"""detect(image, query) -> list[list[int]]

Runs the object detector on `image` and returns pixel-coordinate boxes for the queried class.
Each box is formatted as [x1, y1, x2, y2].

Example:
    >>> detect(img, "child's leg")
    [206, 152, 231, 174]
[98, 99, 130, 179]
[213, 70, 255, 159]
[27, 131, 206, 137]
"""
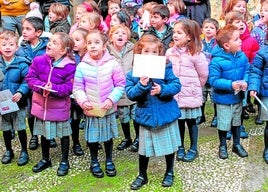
[218, 130, 228, 159]
[130, 120, 139, 152]
[231, 126, 248, 157]
[263, 122, 268, 163]
[57, 136, 70, 176]
[1, 130, 14, 164]
[88, 142, 104, 178]
[117, 122, 132, 150]
[130, 154, 149, 190]
[28, 116, 39, 150]
[17, 130, 29, 166]
[162, 153, 175, 187]
[176, 120, 186, 161]
[71, 119, 84, 156]
[104, 138, 116, 177]
[240, 110, 249, 139]
[197, 103, 206, 125]
[211, 103, 218, 127]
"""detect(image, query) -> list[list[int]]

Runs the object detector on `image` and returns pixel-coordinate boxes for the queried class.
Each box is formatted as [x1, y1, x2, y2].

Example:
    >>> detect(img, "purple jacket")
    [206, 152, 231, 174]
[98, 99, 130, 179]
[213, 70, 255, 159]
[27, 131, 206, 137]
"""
[26, 54, 76, 121]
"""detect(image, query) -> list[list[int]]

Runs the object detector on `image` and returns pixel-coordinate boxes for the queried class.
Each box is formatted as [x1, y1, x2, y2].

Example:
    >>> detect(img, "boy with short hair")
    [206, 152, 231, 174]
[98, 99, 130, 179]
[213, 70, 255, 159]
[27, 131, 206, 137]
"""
[209, 24, 249, 160]
[197, 18, 219, 127]
[143, 4, 173, 52]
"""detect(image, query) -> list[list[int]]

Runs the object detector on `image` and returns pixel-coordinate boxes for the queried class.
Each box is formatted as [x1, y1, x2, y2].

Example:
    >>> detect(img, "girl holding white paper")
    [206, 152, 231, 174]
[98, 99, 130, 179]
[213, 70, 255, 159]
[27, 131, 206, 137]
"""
[166, 18, 209, 162]
[73, 30, 125, 178]
[26, 32, 76, 176]
[126, 34, 182, 190]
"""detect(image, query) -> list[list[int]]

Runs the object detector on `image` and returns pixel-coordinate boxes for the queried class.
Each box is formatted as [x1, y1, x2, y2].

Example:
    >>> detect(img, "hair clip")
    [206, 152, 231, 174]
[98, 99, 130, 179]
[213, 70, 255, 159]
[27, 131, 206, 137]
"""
[82, 2, 93, 12]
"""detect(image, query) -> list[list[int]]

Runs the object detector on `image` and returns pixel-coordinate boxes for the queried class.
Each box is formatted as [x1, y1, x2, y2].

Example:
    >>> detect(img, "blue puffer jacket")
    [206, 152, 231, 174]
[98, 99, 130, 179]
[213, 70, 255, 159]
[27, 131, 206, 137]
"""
[16, 37, 49, 63]
[248, 45, 268, 97]
[0, 56, 30, 108]
[126, 62, 181, 129]
[209, 45, 250, 105]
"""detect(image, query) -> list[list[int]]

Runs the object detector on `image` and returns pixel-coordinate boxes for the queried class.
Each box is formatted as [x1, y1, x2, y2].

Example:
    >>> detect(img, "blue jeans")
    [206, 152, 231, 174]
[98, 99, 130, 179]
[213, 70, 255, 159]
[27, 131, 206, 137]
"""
[1, 15, 25, 35]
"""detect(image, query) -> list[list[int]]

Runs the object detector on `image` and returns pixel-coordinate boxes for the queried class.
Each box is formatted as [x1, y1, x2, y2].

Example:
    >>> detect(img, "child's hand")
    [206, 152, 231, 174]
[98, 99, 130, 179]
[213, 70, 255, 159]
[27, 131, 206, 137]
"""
[140, 76, 149, 86]
[250, 91, 257, 97]
[102, 99, 113, 110]
[241, 82, 248, 91]
[12, 92, 22, 102]
[232, 81, 241, 90]
[43, 82, 52, 97]
[82, 101, 93, 111]
[150, 82, 161, 95]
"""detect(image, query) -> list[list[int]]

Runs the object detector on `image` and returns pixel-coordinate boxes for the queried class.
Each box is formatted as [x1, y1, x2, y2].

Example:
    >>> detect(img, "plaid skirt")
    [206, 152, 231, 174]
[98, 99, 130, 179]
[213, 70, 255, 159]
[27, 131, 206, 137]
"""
[179, 107, 202, 119]
[0, 109, 27, 131]
[33, 118, 72, 140]
[84, 113, 118, 143]
[139, 120, 181, 157]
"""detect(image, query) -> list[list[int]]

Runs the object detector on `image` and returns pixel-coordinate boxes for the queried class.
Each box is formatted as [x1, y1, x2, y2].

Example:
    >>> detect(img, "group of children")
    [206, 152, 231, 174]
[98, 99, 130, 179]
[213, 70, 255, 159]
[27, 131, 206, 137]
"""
[1, 0, 268, 190]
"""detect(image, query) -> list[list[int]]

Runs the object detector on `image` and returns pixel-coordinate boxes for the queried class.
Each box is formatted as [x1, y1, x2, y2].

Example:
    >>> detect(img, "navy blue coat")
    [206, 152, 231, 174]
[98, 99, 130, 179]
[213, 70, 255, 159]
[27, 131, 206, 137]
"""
[0, 56, 30, 108]
[248, 45, 268, 97]
[209, 45, 250, 105]
[126, 62, 181, 129]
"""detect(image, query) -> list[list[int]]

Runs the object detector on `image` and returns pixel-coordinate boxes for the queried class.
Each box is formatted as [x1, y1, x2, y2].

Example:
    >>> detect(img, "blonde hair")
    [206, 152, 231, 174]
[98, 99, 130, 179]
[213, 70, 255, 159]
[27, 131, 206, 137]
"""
[167, 0, 185, 14]
[225, 11, 245, 24]
[49, 2, 69, 20]
[80, 12, 101, 30]
[109, 24, 131, 40]
[0, 30, 19, 44]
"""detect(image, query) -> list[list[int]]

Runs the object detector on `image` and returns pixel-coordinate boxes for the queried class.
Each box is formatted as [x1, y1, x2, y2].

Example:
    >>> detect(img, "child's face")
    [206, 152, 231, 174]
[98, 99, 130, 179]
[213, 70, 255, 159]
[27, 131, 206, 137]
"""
[173, 23, 190, 48]
[141, 43, 159, 55]
[232, 0, 247, 16]
[231, 20, 246, 34]
[202, 22, 217, 40]
[108, 3, 120, 16]
[110, 14, 121, 27]
[46, 34, 66, 60]
[79, 17, 95, 31]
[71, 31, 86, 53]
[22, 20, 42, 45]
[111, 28, 128, 50]
[167, 3, 176, 16]
[48, 11, 59, 22]
[260, 4, 268, 24]
[0, 38, 18, 62]
[86, 32, 106, 60]
[150, 14, 168, 31]
[75, 6, 87, 22]
[225, 30, 242, 53]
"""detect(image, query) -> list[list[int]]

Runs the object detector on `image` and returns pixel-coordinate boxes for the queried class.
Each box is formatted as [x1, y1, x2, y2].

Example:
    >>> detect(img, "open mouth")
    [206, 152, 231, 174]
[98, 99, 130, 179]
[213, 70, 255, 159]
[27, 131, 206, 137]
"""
[117, 38, 123, 42]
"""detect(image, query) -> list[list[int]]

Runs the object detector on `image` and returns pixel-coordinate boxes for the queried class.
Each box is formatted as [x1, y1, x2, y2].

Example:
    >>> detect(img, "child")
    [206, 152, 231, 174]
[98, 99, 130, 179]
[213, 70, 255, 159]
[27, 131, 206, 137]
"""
[0, 0, 30, 36]
[249, 31, 268, 164]
[104, 0, 121, 28]
[126, 34, 181, 190]
[78, 12, 103, 31]
[110, 10, 132, 28]
[166, 19, 209, 162]
[73, 30, 125, 178]
[69, 27, 88, 156]
[209, 24, 249, 160]
[166, 0, 186, 28]
[45, 2, 71, 34]
[0, 30, 30, 166]
[107, 24, 139, 152]
[197, 18, 219, 127]
[144, 4, 173, 52]
[26, 32, 76, 176]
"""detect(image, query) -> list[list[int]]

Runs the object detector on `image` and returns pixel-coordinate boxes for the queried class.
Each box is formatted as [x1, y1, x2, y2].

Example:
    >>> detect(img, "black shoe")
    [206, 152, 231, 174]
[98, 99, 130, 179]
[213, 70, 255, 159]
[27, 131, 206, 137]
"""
[32, 159, 52, 173]
[162, 172, 174, 187]
[49, 139, 57, 148]
[90, 163, 104, 178]
[255, 116, 264, 125]
[182, 149, 198, 162]
[176, 147, 185, 161]
[73, 144, 84, 156]
[263, 149, 268, 164]
[130, 138, 139, 152]
[1, 150, 14, 164]
[196, 116, 206, 125]
[232, 144, 248, 157]
[130, 175, 148, 190]
[17, 151, 29, 166]
[105, 161, 117, 177]
[246, 103, 256, 113]
[219, 145, 228, 159]
[29, 135, 39, 150]
[210, 116, 217, 127]
[57, 161, 69, 176]
[117, 138, 132, 150]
